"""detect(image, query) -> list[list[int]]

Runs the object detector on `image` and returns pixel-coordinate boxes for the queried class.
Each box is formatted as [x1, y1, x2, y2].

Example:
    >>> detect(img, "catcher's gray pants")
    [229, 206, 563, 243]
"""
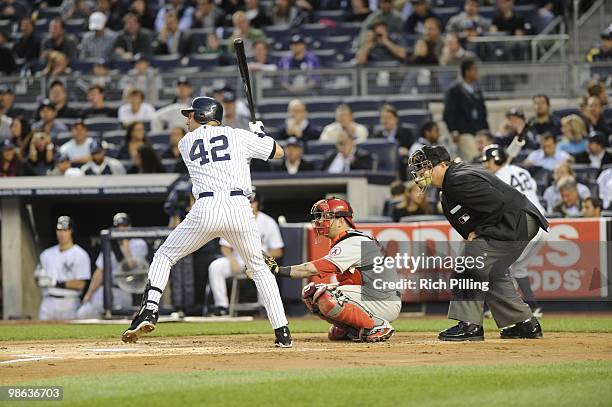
[448, 213, 539, 328]
[337, 285, 401, 323]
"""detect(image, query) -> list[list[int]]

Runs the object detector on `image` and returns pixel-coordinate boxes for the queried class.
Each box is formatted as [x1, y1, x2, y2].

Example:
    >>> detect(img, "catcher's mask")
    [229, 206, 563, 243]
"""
[409, 145, 450, 193]
[310, 197, 355, 238]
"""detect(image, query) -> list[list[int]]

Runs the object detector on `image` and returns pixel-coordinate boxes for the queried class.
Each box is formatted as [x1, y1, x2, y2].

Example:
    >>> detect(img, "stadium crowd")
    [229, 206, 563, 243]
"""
[0, 0, 610, 221]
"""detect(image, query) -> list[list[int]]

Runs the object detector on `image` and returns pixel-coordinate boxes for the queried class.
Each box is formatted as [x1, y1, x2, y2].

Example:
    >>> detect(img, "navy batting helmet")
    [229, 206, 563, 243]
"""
[181, 96, 223, 125]
[113, 212, 131, 227]
[481, 144, 508, 166]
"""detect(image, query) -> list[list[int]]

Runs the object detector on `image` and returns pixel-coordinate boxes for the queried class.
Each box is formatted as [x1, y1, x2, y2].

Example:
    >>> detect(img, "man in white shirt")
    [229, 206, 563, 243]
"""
[59, 120, 93, 165]
[80, 140, 126, 175]
[319, 104, 368, 143]
[553, 177, 583, 217]
[207, 190, 284, 315]
[322, 131, 374, 173]
[118, 88, 156, 126]
[523, 133, 571, 171]
[151, 77, 193, 133]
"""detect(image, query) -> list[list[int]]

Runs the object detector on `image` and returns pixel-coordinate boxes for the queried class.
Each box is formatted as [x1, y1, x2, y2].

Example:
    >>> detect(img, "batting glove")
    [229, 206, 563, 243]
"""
[36, 276, 57, 288]
[249, 121, 265, 135]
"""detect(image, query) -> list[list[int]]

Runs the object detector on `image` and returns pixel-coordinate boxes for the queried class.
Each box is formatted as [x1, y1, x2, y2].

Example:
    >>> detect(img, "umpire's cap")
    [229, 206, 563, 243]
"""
[113, 212, 131, 227]
[181, 96, 223, 125]
[56, 216, 73, 230]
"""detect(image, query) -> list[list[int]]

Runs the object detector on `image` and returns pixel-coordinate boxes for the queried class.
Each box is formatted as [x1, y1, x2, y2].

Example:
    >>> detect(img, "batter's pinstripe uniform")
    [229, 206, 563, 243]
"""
[144, 124, 288, 329]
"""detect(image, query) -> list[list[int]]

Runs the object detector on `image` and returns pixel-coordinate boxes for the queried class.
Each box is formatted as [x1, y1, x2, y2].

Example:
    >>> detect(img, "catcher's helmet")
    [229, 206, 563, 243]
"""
[181, 96, 223, 125]
[310, 197, 355, 237]
[481, 144, 508, 166]
[113, 212, 131, 227]
[56, 215, 73, 230]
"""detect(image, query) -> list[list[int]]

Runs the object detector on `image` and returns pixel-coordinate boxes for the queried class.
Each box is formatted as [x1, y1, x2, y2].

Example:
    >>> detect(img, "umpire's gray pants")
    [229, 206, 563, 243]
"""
[448, 214, 539, 328]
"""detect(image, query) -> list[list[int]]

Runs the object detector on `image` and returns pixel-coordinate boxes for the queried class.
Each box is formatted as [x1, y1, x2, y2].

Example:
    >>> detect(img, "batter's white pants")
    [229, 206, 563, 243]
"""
[39, 296, 80, 320]
[76, 287, 132, 319]
[149, 193, 288, 329]
[509, 227, 547, 279]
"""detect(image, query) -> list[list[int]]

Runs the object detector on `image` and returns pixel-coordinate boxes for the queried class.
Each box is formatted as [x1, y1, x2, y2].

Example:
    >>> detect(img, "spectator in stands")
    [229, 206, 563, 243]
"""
[248, 40, 277, 72]
[151, 77, 193, 133]
[0, 138, 21, 177]
[474, 129, 495, 162]
[130, 0, 156, 31]
[383, 180, 406, 217]
[192, 0, 225, 29]
[0, 0, 29, 22]
[162, 126, 186, 159]
[446, 0, 491, 34]
[574, 132, 612, 173]
[319, 104, 368, 143]
[114, 12, 153, 61]
[586, 26, 612, 63]
[345, 0, 371, 23]
[391, 180, 433, 221]
[581, 197, 603, 218]
[58, 120, 93, 165]
[406, 38, 438, 65]
[443, 59, 488, 161]
[535, 1, 564, 33]
[32, 100, 68, 139]
[89, 60, 114, 88]
[198, 32, 223, 56]
[278, 137, 314, 173]
[439, 32, 477, 66]
[271, 0, 297, 25]
[0, 113, 11, 139]
[543, 163, 591, 213]
[584, 80, 608, 107]
[9, 115, 30, 153]
[118, 121, 149, 161]
[81, 85, 117, 119]
[559, 114, 588, 157]
[276, 99, 321, 141]
[13, 16, 40, 63]
[244, 0, 272, 28]
[96, 0, 129, 32]
[404, 0, 441, 35]
[118, 89, 156, 126]
[500, 108, 539, 150]
[553, 177, 583, 217]
[0, 86, 25, 118]
[582, 96, 610, 135]
[491, 0, 528, 35]
[523, 132, 571, 171]
[359, 0, 404, 46]
[0, 31, 16, 75]
[40, 51, 72, 80]
[40, 18, 78, 61]
[128, 144, 165, 174]
[421, 17, 443, 61]
[278, 34, 321, 93]
[228, 11, 268, 54]
[23, 131, 55, 176]
[154, 9, 189, 56]
[372, 103, 415, 155]
[529, 94, 560, 136]
[155, 0, 194, 33]
[408, 121, 440, 156]
[48, 81, 79, 119]
[80, 12, 116, 62]
[49, 152, 81, 176]
[81, 139, 126, 175]
[322, 130, 374, 173]
[119, 54, 162, 103]
[356, 20, 408, 65]
[220, 90, 250, 130]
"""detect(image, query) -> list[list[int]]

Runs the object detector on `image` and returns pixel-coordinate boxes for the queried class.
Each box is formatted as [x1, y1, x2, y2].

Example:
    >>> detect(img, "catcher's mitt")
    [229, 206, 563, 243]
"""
[262, 252, 279, 274]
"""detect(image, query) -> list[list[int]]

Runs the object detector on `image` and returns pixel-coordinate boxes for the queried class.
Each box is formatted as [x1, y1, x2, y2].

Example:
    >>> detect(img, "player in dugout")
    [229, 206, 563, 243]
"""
[263, 197, 400, 343]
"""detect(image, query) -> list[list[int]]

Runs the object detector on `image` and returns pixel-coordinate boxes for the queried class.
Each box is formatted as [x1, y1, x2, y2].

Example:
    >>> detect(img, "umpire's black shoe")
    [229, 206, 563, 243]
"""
[122, 307, 159, 343]
[274, 325, 293, 348]
[438, 321, 484, 342]
[500, 317, 543, 339]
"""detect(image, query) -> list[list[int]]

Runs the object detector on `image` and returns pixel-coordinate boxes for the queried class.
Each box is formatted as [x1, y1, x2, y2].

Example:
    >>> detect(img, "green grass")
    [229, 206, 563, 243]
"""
[5, 361, 612, 407]
[1, 316, 611, 341]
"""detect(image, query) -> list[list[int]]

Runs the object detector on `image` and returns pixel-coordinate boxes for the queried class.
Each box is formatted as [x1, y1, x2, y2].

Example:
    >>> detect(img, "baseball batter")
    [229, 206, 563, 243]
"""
[122, 96, 292, 347]
[481, 144, 546, 317]
[263, 198, 399, 343]
[34, 216, 91, 320]
[77, 213, 148, 319]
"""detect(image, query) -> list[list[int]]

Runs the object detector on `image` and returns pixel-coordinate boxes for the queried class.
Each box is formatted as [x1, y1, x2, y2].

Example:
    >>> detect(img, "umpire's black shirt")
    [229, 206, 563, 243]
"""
[440, 162, 548, 241]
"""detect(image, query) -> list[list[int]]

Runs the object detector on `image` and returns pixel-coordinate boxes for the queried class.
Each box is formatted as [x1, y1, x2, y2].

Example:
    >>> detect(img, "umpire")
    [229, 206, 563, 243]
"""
[409, 145, 548, 341]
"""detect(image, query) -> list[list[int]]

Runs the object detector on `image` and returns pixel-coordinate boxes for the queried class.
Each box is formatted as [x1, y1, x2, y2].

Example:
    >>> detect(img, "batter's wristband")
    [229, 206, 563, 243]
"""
[278, 266, 292, 277]
[55, 281, 66, 288]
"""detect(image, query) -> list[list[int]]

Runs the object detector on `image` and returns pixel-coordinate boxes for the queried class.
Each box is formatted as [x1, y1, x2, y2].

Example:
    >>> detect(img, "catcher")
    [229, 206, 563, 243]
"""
[263, 197, 400, 342]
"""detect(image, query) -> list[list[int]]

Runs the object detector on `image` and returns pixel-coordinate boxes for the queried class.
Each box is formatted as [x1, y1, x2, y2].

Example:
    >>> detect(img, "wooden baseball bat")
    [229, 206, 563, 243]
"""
[233, 38, 257, 123]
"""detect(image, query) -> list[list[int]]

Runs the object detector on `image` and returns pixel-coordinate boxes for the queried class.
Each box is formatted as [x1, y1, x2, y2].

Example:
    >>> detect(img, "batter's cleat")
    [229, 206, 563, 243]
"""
[121, 307, 158, 343]
[531, 306, 543, 318]
[438, 321, 484, 341]
[274, 325, 293, 348]
[500, 317, 543, 339]
[361, 320, 395, 343]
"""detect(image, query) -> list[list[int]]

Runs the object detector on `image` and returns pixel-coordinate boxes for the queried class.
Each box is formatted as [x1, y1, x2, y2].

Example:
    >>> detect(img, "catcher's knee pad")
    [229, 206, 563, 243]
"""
[307, 285, 375, 331]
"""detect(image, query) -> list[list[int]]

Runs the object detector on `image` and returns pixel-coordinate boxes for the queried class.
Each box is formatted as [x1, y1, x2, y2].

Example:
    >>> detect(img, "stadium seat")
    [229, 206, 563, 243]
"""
[102, 130, 125, 146]
[56, 131, 73, 145]
[573, 164, 600, 183]
[184, 28, 213, 55]
[65, 19, 86, 34]
[306, 141, 336, 156]
[358, 140, 398, 172]
[149, 132, 170, 145]
[84, 118, 122, 133]
[188, 54, 220, 70]
[302, 154, 324, 171]
[398, 110, 432, 127]
[150, 54, 182, 72]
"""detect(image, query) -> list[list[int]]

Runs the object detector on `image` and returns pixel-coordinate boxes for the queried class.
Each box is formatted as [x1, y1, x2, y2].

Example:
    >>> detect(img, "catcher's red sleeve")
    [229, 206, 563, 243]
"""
[312, 258, 339, 274]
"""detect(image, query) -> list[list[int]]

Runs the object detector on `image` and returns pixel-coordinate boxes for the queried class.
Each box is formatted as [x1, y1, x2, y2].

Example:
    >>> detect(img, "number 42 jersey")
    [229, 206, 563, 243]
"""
[495, 164, 546, 214]
[179, 125, 276, 198]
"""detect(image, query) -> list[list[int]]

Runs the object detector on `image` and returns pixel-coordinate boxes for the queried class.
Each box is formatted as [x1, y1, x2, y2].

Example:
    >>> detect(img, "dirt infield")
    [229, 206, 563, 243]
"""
[2, 332, 611, 384]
